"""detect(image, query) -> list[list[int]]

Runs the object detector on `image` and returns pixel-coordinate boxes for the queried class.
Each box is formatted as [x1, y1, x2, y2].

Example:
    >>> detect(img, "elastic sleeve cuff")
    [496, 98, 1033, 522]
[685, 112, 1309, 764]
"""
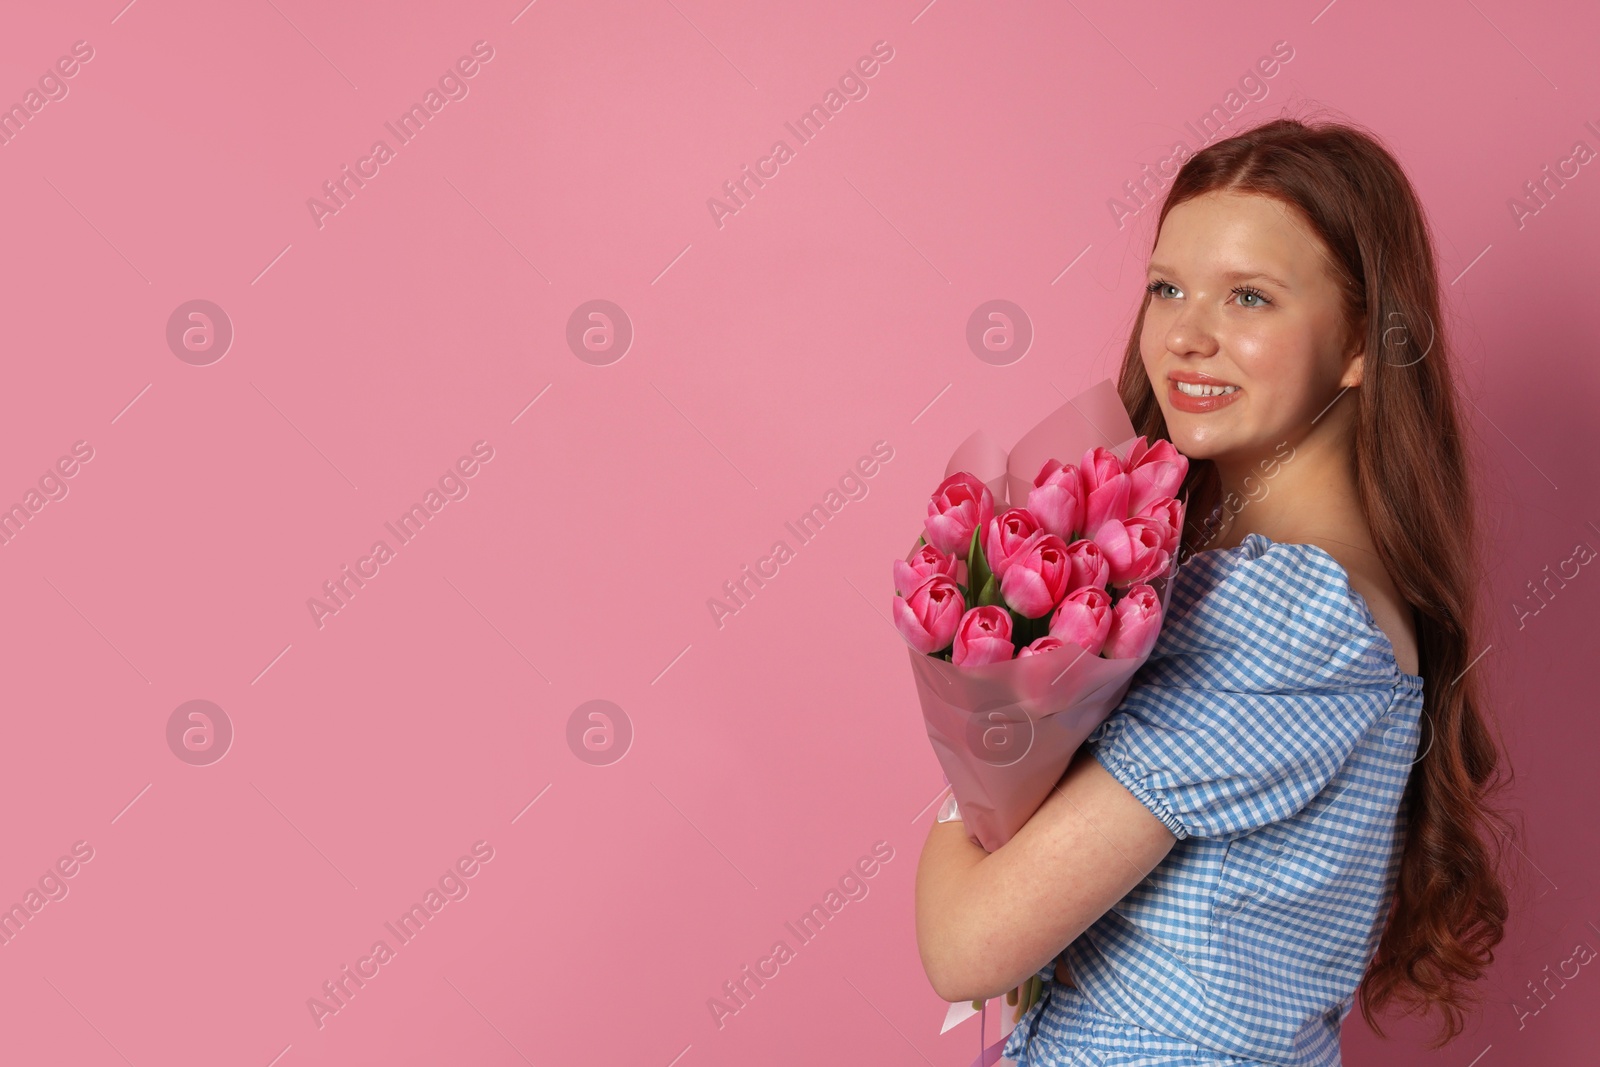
[1091, 742, 1190, 840]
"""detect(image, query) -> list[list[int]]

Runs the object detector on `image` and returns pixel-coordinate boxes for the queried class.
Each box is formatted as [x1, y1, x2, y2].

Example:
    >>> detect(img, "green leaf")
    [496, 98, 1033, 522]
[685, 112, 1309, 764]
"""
[1003, 605, 1055, 649]
[978, 574, 1003, 608]
[967, 526, 992, 601]
[1010, 609, 1029, 646]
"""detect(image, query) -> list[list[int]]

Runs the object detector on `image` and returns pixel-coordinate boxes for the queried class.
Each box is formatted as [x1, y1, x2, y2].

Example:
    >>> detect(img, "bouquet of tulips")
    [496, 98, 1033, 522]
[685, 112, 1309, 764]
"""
[896, 379, 1188, 853]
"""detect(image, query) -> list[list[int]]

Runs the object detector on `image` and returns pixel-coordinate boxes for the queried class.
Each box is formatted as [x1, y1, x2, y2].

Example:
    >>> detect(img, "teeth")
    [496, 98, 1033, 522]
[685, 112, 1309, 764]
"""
[1175, 381, 1239, 397]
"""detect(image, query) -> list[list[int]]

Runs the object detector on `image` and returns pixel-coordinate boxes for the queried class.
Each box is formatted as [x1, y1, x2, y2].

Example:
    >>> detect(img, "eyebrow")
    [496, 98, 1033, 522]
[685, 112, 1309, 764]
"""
[1146, 263, 1292, 290]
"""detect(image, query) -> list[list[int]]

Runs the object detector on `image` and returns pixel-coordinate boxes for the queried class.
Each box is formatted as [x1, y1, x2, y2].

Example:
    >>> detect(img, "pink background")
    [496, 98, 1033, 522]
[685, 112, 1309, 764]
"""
[1, 1, 1595, 1064]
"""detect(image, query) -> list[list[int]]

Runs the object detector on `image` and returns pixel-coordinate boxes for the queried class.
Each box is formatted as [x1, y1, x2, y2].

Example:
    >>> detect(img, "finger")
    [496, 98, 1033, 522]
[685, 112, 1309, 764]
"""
[1005, 986, 1017, 1006]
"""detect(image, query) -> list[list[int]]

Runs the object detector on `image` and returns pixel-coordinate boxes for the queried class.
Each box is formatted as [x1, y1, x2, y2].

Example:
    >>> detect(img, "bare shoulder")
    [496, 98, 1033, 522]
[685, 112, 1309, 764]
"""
[1303, 537, 1420, 677]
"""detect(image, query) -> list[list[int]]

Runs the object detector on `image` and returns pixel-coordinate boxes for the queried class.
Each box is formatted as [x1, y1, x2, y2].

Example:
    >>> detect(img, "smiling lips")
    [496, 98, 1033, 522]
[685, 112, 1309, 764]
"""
[1167, 371, 1242, 413]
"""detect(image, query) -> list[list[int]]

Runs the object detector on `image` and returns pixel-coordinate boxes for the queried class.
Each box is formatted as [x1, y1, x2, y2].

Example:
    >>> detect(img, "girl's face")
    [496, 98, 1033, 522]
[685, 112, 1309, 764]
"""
[1139, 190, 1364, 464]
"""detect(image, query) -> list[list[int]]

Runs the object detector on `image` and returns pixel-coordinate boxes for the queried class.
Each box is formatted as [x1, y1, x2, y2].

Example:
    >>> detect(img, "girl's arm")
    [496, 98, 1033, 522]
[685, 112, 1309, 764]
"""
[914, 746, 1177, 1003]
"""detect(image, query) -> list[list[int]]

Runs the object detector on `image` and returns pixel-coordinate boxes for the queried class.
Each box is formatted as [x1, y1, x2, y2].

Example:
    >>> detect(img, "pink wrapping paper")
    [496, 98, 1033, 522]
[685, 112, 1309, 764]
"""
[905, 379, 1179, 853]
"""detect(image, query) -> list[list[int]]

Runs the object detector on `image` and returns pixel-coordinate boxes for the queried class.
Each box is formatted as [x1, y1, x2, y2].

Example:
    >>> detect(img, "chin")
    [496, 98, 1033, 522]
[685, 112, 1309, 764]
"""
[1171, 441, 1222, 464]
[1158, 417, 1228, 462]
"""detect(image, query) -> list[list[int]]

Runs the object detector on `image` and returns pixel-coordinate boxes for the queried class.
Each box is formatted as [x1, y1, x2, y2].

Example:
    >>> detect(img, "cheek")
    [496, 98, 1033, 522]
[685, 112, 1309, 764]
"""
[1233, 330, 1335, 429]
[1138, 312, 1167, 369]
[1228, 320, 1306, 388]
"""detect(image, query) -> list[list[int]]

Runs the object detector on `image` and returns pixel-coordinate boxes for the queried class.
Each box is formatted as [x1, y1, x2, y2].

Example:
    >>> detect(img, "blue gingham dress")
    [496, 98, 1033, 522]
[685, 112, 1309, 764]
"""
[1003, 532, 1424, 1067]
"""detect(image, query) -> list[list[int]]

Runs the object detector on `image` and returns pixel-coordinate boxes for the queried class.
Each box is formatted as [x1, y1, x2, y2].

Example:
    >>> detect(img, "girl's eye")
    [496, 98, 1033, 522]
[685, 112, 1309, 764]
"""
[1144, 278, 1272, 308]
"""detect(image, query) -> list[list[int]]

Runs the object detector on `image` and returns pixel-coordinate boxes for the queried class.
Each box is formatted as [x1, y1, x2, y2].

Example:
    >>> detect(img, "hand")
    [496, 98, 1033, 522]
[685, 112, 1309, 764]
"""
[1054, 953, 1075, 987]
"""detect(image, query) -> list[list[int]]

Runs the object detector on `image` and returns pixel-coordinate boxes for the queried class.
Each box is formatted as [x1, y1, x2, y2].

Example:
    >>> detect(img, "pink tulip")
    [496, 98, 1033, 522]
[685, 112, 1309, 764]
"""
[1048, 585, 1112, 655]
[951, 605, 1015, 666]
[1134, 498, 1183, 558]
[1090, 516, 1172, 587]
[1061, 538, 1111, 595]
[1104, 583, 1162, 659]
[893, 543, 968, 598]
[922, 472, 995, 558]
[893, 572, 966, 654]
[1026, 459, 1085, 541]
[983, 508, 1042, 579]
[998, 532, 1072, 618]
[1017, 635, 1066, 658]
[1079, 446, 1132, 535]
[1125, 438, 1189, 516]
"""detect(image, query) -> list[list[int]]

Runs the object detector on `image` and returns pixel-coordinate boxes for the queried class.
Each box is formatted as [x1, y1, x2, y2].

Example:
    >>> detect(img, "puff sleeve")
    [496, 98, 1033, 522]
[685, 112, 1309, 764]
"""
[1085, 535, 1409, 841]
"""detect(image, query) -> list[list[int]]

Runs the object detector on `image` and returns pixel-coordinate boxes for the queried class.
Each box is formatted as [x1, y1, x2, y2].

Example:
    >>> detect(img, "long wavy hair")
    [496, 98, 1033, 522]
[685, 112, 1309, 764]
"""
[1114, 116, 1514, 1045]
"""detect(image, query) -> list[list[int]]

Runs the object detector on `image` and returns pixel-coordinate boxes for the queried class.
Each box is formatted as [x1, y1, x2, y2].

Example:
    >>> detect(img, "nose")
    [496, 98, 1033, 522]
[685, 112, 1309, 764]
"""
[1162, 300, 1220, 360]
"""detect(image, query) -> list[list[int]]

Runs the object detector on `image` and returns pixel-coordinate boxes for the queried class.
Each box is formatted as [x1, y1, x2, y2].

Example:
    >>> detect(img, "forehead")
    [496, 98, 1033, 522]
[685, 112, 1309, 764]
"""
[1150, 191, 1331, 287]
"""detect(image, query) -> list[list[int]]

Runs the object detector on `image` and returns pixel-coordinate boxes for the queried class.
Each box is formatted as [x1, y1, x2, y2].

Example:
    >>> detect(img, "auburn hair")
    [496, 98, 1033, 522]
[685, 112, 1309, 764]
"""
[1113, 114, 1514, 1046]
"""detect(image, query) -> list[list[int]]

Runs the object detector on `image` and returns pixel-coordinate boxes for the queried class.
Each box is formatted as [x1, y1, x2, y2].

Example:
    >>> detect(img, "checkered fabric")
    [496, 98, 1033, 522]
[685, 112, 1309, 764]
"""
[1003, 532, 1425, 1066]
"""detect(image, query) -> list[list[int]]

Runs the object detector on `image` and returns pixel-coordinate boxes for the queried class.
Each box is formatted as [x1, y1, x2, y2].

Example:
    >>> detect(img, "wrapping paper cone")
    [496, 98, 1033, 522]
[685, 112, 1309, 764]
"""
[909, 574, 1176, 852]
[905, 378, 1181, 853]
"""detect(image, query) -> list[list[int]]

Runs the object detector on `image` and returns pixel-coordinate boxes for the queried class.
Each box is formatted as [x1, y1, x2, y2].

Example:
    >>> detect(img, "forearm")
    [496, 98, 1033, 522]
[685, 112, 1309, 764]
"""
[914, 821, 985, 1000]
[913, 752, 1177, 1002]
[915, 821, 1047, 1002]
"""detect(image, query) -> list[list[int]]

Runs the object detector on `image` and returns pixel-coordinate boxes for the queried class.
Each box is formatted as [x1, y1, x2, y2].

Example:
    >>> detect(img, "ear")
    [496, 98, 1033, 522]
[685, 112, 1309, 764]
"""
[1339, 350, 1365, 389]
[1339, 325, 1367, 388]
